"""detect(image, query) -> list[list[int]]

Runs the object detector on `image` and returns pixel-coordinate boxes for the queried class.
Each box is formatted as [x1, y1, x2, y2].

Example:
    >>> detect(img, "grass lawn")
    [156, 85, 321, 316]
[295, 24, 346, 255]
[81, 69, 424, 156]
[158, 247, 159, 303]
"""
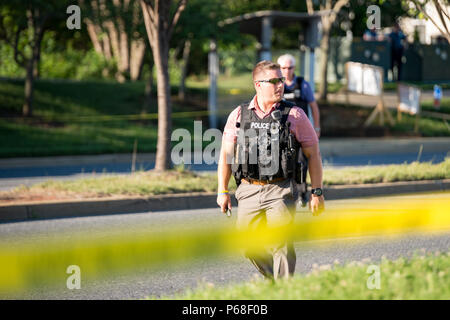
[0, 78, 207, 157]
[390, 113, 450, 137]
[422, 98, 450, 115]
[187, 73, 254, 95]
[0, 76, 449, 158]
[1, 159, 448, 202]
[158, 251, 450, 300]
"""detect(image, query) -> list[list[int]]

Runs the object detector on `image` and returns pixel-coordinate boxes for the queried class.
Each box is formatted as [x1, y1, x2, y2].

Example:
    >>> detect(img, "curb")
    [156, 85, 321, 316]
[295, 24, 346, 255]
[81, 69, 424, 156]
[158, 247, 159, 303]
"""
[0, 179, 449, 222]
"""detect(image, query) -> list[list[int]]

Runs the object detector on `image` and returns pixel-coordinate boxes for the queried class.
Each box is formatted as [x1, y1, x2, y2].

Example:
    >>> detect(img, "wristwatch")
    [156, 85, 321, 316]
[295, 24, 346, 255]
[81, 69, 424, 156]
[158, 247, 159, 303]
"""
[311, 188, 323, 197]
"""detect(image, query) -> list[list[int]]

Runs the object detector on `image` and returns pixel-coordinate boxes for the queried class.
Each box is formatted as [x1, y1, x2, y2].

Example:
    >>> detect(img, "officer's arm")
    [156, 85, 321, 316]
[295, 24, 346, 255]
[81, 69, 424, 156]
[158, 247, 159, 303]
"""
[218, 141, 234, 190]
[302, 143, 323, 190]
[303, 143, 324, 215]
[217, 140, 235, 213]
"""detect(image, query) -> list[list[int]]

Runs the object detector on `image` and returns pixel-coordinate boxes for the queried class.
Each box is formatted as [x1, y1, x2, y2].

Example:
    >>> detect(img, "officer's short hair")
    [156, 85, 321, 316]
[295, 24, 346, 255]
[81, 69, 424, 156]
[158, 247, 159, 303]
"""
[277, 54, 296, 67]
[252, 60, 280, 80]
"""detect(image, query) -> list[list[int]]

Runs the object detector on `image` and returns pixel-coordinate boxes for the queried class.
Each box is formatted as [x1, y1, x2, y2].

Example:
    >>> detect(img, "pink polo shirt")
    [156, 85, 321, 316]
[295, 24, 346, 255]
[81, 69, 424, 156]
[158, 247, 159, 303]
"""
[223, 96, 318, 148]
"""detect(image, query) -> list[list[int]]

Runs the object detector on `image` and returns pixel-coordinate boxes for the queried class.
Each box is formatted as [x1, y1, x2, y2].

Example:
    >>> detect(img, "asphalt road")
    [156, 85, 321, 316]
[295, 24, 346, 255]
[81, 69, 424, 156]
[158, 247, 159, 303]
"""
[1, 192, 449, 300]
[0, 151, 448, 191]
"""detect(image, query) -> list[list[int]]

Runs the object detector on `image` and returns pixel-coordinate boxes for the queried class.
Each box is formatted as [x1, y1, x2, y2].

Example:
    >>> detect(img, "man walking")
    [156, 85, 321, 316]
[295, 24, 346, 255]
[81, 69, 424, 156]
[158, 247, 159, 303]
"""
[388, 22, 406, 82]
[277, 54, 321, 138]
[277, 53, 321, 207]
[217, 60, 325, 280]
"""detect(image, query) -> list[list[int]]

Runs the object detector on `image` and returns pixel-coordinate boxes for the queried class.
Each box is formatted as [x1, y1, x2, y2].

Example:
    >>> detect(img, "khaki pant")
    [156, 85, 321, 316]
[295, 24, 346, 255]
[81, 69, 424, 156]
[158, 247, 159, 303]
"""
[235, 178, 296, 280]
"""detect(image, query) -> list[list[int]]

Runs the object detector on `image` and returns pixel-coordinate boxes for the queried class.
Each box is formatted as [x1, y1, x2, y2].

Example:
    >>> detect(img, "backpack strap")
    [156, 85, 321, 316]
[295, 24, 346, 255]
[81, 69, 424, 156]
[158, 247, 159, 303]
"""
[279, 100, 295, 125]
[295, 76, 304, 97]
[239, 103, 250, 127]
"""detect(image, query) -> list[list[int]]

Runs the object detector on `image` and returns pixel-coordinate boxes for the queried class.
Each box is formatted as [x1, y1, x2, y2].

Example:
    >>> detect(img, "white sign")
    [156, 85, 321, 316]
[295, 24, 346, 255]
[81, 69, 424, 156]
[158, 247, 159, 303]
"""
[346, 62, 383, 96]
[398, 84, 421, 115]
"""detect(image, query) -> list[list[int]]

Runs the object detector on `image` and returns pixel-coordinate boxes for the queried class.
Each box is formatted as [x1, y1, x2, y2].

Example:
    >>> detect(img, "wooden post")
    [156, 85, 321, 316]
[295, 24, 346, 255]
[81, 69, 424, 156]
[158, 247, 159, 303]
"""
[364, 66, 395, 127]
[379, 98, 384, 126]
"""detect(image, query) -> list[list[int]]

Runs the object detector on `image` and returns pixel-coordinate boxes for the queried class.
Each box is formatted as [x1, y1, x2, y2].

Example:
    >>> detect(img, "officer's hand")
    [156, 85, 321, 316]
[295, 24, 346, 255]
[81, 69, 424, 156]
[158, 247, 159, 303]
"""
[217, 193, 232, 214]
[309, 195, 325, 216]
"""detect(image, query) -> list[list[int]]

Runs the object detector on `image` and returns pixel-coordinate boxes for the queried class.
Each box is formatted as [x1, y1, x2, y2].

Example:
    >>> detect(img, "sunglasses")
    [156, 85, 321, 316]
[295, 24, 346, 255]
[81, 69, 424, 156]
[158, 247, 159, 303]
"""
[255, 77, 286, 85]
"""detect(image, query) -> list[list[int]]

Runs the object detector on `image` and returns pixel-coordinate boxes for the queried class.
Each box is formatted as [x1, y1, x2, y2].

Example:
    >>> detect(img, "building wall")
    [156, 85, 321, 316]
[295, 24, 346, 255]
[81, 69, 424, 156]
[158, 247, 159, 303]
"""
[400, 2, 450, 44]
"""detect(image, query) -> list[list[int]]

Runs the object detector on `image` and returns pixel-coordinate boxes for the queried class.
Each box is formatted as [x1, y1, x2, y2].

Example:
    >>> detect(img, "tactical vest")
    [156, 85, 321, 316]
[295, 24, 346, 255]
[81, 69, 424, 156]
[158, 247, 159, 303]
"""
[231, 100, 303, 185]
[283, 76, 309, 117]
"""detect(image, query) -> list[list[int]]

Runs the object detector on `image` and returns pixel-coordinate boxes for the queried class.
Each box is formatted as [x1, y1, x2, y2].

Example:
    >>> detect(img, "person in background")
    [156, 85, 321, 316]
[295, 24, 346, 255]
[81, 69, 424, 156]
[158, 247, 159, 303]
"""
[277, 54, 321, 138]
[388, 22, 407, 81]
[277, 54, 320, 208]
[363, 27, 384, 41]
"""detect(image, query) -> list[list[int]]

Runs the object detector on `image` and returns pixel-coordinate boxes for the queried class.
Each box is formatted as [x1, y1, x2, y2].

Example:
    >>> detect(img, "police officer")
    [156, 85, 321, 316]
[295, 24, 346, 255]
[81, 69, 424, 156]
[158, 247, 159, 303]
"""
[277, 54, 321, 138]
[217, 60, 325, 280]
[277, 54, 321, 208]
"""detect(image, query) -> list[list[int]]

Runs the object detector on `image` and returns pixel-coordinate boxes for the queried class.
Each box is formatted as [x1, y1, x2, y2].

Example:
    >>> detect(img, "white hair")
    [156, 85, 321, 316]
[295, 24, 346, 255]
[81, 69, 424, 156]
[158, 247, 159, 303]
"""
[277, 54, 296, 66]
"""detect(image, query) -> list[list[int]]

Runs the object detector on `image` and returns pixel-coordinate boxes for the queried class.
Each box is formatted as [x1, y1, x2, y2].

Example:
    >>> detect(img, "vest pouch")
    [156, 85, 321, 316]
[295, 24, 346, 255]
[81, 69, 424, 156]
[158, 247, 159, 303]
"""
[281, 149, 289, 179]
[294, 152, 308, 184]
[294, 161, 304, 184]
[287, 152, 295, 177]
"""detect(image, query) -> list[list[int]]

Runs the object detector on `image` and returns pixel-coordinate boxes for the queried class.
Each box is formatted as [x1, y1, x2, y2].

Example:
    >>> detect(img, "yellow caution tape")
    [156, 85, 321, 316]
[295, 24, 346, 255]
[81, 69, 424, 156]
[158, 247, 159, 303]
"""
[0, 196, 449, 294]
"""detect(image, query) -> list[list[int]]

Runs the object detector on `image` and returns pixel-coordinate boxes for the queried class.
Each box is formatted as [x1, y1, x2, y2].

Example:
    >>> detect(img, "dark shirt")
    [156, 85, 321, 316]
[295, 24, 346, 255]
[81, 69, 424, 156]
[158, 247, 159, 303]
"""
[389, 31, 406, 50]
[284, 75, 315, 103]
[364, 29, 378, 40]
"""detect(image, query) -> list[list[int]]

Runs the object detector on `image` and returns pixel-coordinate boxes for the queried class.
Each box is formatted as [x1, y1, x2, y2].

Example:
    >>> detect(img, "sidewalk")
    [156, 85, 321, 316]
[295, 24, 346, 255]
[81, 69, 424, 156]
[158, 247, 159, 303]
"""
[0, 137, 448, 169]
[324, 89, 450, 110]
[1, 179, 448, 222]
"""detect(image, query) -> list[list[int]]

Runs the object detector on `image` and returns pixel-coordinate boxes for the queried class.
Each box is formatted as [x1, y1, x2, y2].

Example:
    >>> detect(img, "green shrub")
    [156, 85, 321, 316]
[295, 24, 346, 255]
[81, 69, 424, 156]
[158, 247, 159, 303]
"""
[0, 32, 116, 80]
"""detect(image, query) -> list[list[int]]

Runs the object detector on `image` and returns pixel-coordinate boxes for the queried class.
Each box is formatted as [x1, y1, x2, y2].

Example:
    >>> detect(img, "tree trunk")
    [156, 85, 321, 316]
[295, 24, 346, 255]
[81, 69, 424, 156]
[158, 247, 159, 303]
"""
[102, 32, 113, 60]
[318, 20, 331, 101]
[142, 62, 153, 114]
[118, 24, 130, 79]
[33, 44, 40, 79]
[105, 21, 126, 82]
[130, 39, 146, 81]
[85, 20, 104, 54]
[23, 59, 34, 117]
[178, 38, 191, 101]
[153, 38, 172, 171]
[311, 0, 349, 101]
[140, 0, 187, 171]
[23, 9, 45, 117]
